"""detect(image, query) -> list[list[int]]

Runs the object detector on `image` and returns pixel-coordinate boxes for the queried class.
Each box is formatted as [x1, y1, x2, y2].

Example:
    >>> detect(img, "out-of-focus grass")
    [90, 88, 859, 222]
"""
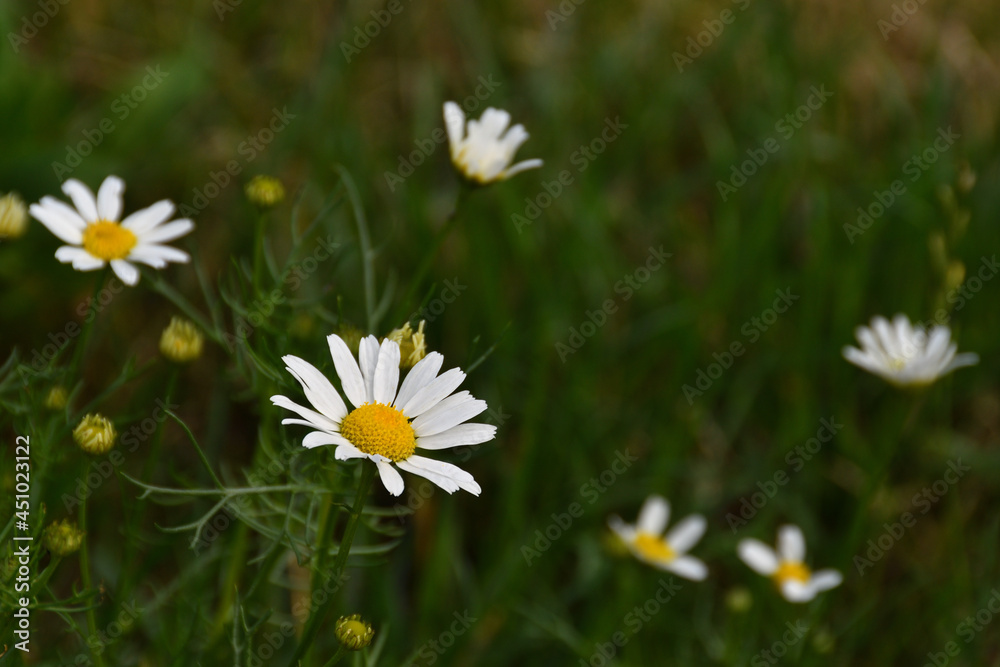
[2, 0, 1000, 664]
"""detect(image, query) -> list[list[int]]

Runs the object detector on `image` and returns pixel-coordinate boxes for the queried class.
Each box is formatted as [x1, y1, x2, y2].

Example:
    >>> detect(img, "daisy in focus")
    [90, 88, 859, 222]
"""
[271, 334, 496, 496]
[738, 525, 842, 603]
[29, 176, 194, 286]
[842, 314, 978, 387]
[443, 102, 543, 185]
[608, 495, 708, 581]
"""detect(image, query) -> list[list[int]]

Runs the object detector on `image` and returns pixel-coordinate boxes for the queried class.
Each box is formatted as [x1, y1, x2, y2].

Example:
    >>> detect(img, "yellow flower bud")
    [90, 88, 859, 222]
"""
[385, 320, 427, 369]
[73, 414, 117, 455]
[0, 193, 28, 239]
[335, 614, 374, 650]
[43, 519, 86, 556]
[160, 317, 204, 363]
[45, 386, 68, 410]
[245, 175, 285, 208]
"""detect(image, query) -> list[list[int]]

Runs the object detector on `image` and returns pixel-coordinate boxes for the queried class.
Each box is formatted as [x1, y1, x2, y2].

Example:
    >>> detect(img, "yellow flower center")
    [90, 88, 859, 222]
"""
[339, 402, 415, 462]
[773, 560, 811, 586]
[633, 532, 676, 562]
[82, 221, 136, 261]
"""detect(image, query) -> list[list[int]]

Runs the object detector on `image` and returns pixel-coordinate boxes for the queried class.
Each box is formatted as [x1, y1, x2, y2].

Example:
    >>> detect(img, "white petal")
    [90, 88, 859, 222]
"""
[138, 219, 194, 245]
[55, 246, 104, 270]
[780, 580, 815, 603]
[501, 158, 544, 179]
[395, 459, 460, 494]
[944, 352, 979, 373]
[400, 367, 466, 417]
[270, 394, 341, 432]
[398, 455, 480, 495]
[282, 355, 349, 423]
[665, 514, 706, 553]
[411, 392, 486, 437]
[61, 179, 99, 222]
[415, 423, 496, 450]
[738, 539, 779, 575]
[96, 175, 125, 221]
[334, 444, 371, 461]
[126, 246, 168, 268]
[663, 555, 708, 581]
[327, 334, 367, 408]
[394, 352, 444, 409]
[130, 244, 189, 264]
[637, 495, 669, 535]
[373, 338, 401, 405]
[357, 335, 380, 404]
[110, 259, 139, 286]
[302, 431, 351, 449]
[807, 569, 843, 594]
[37, 196, 88, 229]
[120, 200, 175, 234]
[777, 525, 806, 563]
[443, 102, 465, 156]
[607, 515, 635, 543]
[375, 460, 405, 496]
[29, 203, 85, 244]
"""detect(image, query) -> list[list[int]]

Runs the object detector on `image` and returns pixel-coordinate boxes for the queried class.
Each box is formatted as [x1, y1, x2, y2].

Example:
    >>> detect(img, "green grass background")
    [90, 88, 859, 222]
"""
[2, 0, 1000, 664]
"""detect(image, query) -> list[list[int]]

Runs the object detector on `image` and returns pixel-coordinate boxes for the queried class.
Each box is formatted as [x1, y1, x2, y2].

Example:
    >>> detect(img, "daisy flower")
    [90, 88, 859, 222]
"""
[443, 101, 543, 184]
[608, 495, 708, 581]
[271, 334, 496, 496]
[842, 314, 978, 387]
[29, 176, 194, 286]
[738, 525, 842, 603]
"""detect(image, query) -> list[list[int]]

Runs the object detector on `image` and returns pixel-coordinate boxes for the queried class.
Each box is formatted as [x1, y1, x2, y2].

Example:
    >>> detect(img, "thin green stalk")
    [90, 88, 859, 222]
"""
[253, 210, 268, 294]
[78, 491, 106, 667]
[286, 460, 377, 667]
[334, 165, 378, 334]
[320, 645, 348, 667]
[70, 269, 109, 377]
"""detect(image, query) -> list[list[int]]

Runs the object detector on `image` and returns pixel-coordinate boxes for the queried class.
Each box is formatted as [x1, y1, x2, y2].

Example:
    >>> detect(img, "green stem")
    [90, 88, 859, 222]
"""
[320, 645, 348, 667]
[253, 210, 268, 294]
[146, 270, 224, 346]
[287, 460, 377, 667]
[70, 269, 109, 377]
[78, 491, 107, 667]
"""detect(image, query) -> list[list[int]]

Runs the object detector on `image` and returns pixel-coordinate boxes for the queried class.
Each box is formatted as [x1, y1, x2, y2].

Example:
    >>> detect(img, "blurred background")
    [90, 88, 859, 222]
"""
[2, 0, 1000, 664]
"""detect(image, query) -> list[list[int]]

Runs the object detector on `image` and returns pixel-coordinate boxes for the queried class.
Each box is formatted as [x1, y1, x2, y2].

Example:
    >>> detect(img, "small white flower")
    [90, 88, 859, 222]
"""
[444, 101, 543, 184]
[842, 314, 978, 387]
[271, 334, 497, 497]
[608, 495, 708, 581]
[29, 176, 194, 286]
[738, 525, 842, 603]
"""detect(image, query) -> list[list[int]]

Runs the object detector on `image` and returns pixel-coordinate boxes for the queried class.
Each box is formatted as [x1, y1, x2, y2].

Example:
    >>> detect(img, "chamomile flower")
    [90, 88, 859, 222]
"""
[738, 525, 842, 603]
[29, 176, 193, 286]
[443, 102, 543, 184]
[842, 314, 978, 387]
[271, 334, 496, 496]
[608, 495, 708, 581]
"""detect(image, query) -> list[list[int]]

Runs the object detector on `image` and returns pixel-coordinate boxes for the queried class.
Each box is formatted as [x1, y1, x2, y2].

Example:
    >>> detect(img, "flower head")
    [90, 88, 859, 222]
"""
[0, 192, 28, 239]
[29, 176, 194, 286]
[73, 413, 117, 455]
[444, 102, 543, 185]
[271, 334, 496, 496]
[385, 320, 427, 369]
[45, 386, 68, 410]
[842, 314, 978, 387]
[737, 525, 842, 603]
[43, 519, 85, 556]
[245, 175, 286, 208]
[335, 614, 374, 650]
[160, 317, 204, 363]
[608, 495, 708, 581]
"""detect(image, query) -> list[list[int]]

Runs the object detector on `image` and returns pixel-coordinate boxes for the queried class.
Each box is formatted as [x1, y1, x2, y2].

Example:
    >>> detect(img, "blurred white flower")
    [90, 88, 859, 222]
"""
[444, 102, 542, 184]
[29, 176, 194, 286]
[608, 495, 708, 581]
[842, 314, 978, 387]
[738, 525, 842, 603]
[271, 334, 496, 497]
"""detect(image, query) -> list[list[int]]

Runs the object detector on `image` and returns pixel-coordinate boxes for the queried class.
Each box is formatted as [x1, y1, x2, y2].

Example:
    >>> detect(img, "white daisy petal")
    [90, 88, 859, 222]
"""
[445, 103, 541, 184]
[400, 367, 466, 418]
[375, 460, 405, 496]
[411, 392, 486, 437]
[399, 455, 480, 495]
[61, 179, 99, 222]
[808, 569, 843, 594]
[373, 338, 401, 405]
[110, 259, 139, 286]
[738, 539, 779, 575]
[29, 203, 84, 244]
[131, 244, 190, 264]
[394, 352, 444, 409]
[665, 514, 706, 553]
[55, 246, 104, 270]
[282, 355, 348, 422]
[120, 200, 175, 234]
[396, 459, 462, 494]
[415, 423, 496, 450]
[663, 555, 708, 581]
[126, 246, 168, 268]
[501, 158, 545, 179]
[38, 196, 88, 229]
[96, 175, 125, 221]
[327, 334, 367, 408]
[302, 431, 351, 449]
[138, 219, 194, 245]
[781, 579, 815, 603]
[334, 444, 369, 460]
[270, 395, 340, 432]
[777, 525, 806, 563]
[637, 495, 670, 535]
[607, 515, 636, 543]
[357, 336, 380, 404]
